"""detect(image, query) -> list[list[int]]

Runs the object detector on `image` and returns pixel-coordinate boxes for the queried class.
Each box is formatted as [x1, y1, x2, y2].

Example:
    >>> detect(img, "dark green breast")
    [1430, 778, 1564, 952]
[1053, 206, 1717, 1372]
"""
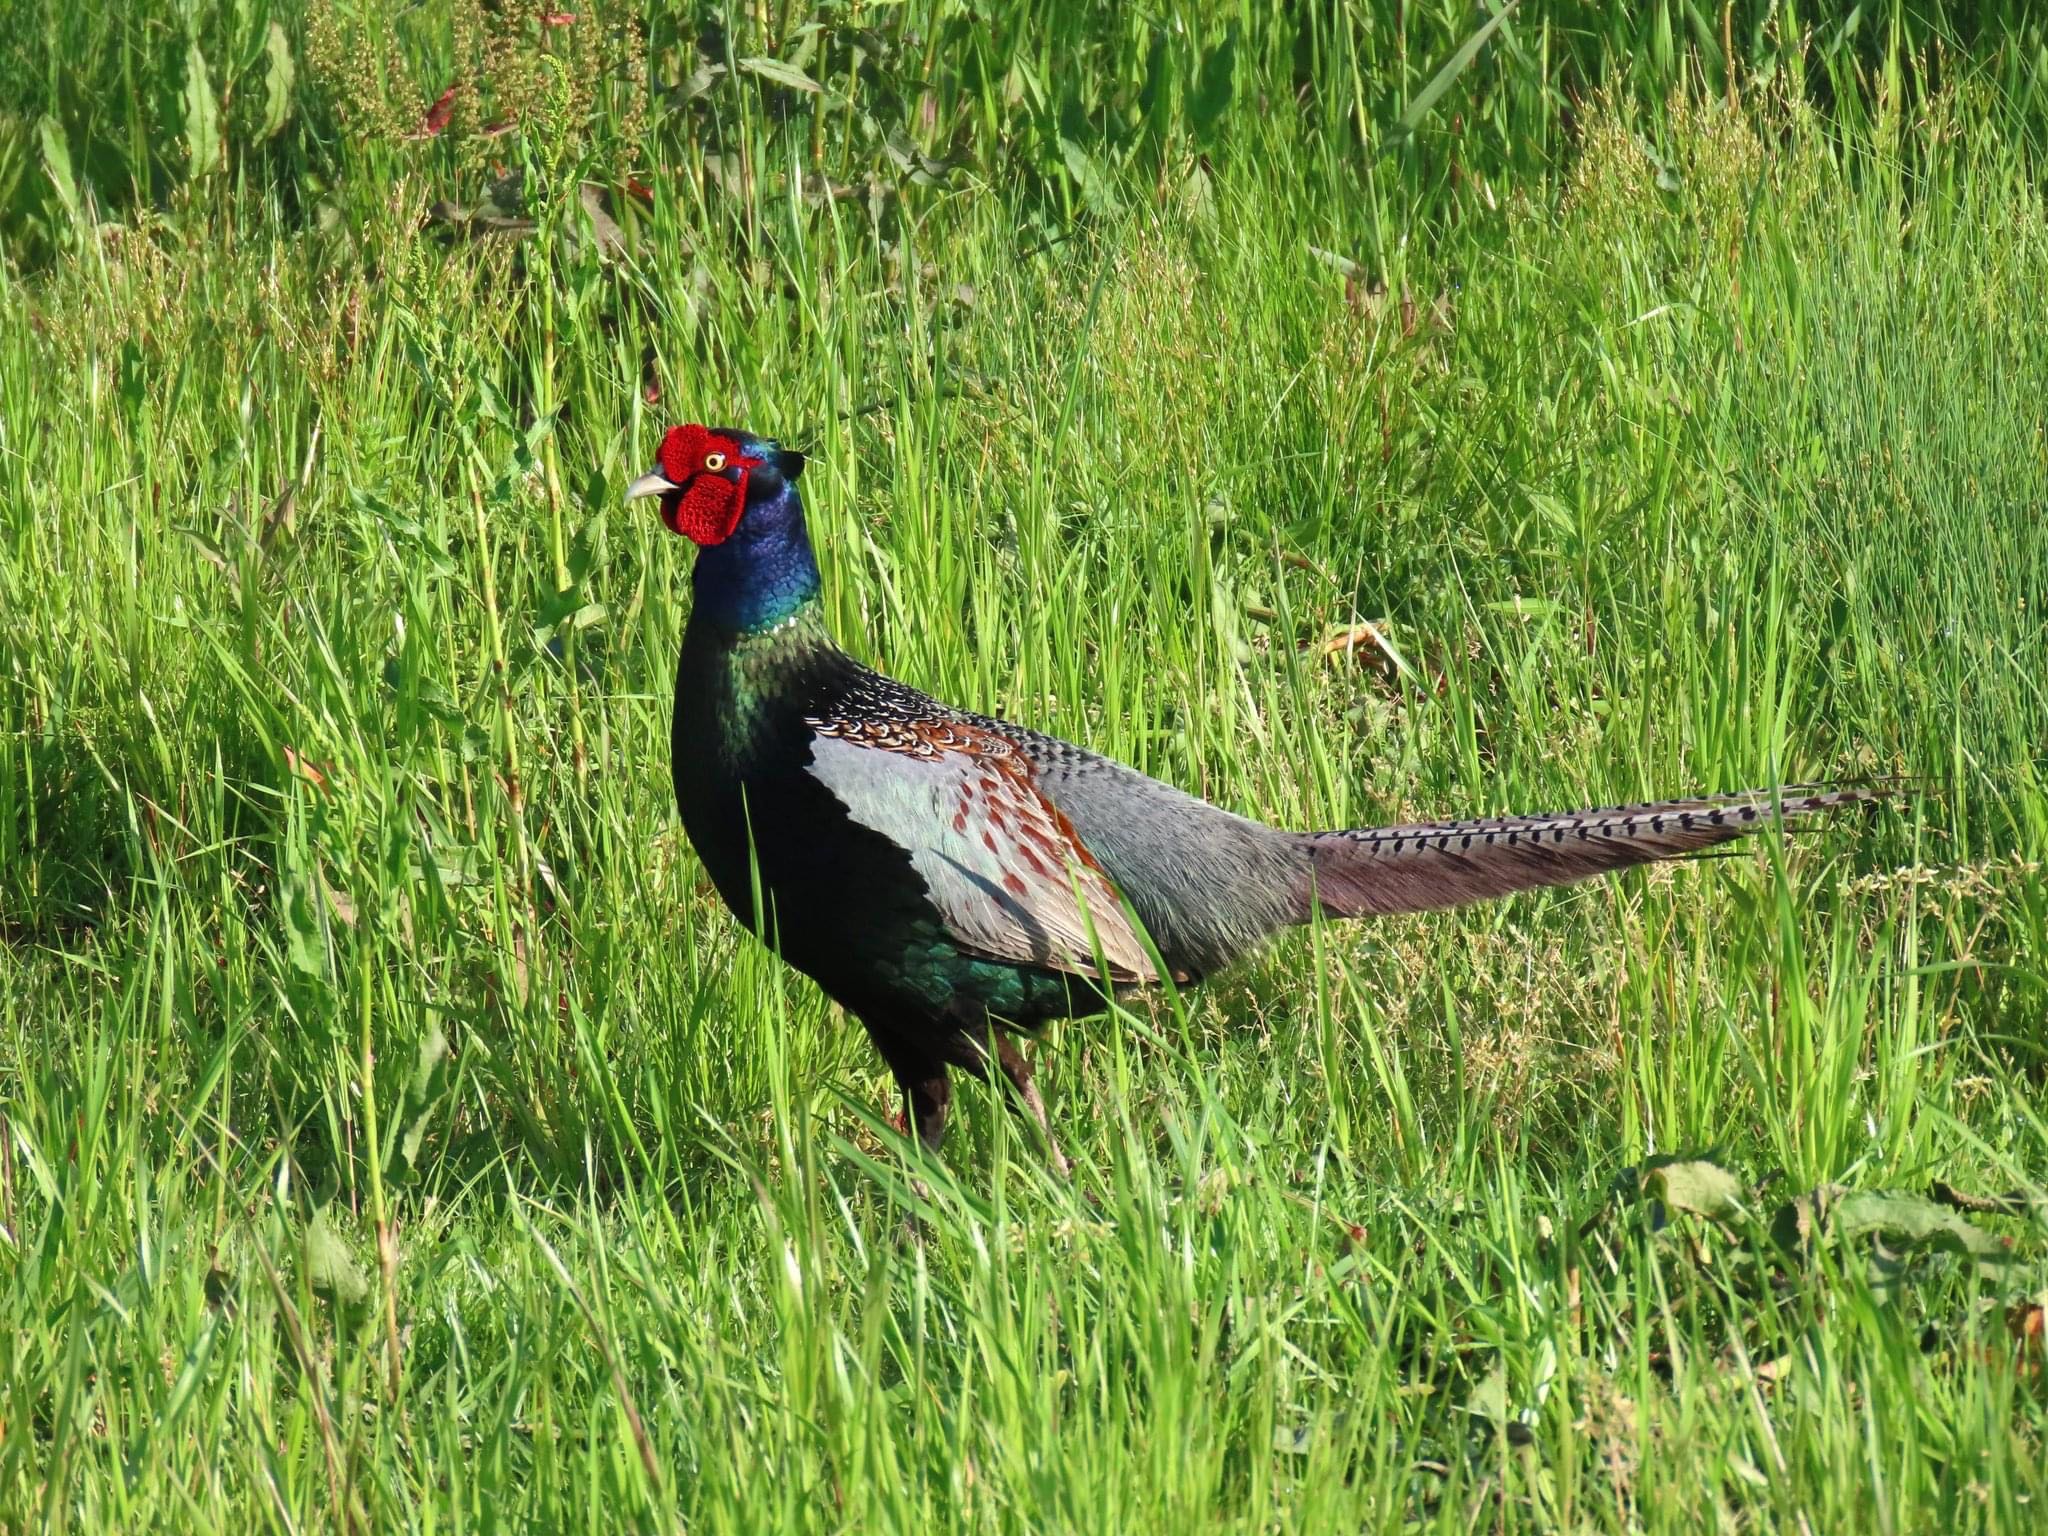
[671, 605, 1090, 1028]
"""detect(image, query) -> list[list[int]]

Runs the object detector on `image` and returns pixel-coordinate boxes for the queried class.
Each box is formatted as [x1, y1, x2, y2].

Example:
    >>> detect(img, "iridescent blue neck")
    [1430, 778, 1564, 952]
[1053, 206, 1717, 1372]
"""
[689, 481, 822, 635]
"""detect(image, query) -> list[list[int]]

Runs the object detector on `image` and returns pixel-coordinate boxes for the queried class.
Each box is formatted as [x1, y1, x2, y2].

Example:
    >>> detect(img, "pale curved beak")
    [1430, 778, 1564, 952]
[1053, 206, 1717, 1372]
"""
[625, 468, 678, 504]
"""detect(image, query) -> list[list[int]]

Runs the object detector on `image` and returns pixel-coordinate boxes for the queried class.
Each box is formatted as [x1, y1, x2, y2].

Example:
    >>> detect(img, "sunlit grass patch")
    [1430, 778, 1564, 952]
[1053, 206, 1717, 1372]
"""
[3, 7, 2047, 1531]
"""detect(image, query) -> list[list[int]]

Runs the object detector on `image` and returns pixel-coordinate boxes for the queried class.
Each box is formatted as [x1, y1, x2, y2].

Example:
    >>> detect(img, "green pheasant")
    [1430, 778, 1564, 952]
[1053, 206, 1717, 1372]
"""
[632, 422, 1887, 1167]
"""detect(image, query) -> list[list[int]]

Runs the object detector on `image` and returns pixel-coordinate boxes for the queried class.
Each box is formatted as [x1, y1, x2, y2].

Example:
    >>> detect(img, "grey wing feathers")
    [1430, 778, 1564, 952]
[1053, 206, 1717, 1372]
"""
[1005, 729, 1309, 978]
[803, 723, 1160, 983]
[1297, 784, 1891, 918]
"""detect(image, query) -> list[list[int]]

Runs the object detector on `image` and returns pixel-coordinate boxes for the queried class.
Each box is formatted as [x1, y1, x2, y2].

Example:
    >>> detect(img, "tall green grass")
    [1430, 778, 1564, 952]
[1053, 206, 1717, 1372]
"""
[3, 4, 2045, 1531]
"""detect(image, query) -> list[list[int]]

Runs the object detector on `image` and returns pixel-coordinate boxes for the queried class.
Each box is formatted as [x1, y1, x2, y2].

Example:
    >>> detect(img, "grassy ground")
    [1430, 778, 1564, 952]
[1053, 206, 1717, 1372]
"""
[5, 4, 2048, 1531]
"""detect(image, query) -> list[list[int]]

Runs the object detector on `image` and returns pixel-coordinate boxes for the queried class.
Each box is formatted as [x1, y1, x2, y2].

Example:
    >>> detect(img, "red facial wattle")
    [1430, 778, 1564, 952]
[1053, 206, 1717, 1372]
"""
[668, 471, 746, 544]
[654, 424, 760, 545]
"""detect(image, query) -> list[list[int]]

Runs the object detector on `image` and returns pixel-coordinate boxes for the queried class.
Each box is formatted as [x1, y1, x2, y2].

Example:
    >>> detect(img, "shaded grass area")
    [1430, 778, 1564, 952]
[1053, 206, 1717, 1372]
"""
[4, 5, 2047, 1531]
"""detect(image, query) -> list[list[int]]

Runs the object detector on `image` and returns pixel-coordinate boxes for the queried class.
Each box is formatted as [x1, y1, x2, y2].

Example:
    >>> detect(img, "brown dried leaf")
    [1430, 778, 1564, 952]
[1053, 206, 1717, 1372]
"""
[283, 746, 331, 795]
[409, 84, 459, 140]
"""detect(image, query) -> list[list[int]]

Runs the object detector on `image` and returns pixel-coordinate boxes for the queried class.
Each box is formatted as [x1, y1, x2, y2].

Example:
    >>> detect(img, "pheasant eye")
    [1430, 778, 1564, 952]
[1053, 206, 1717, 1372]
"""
[703, 452, 728, 472]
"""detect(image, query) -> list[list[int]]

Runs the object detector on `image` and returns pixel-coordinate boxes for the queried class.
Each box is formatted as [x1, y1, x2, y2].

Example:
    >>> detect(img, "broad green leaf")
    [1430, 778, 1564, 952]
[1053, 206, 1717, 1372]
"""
[531, 582, 608, 650]
[398, 1021, 451, 1171]
[738, 56, 823, 94]
[1772, 1185, 2015, 1277]
[304, 1210, 369, 1304]
[185, 41, 222, 179]
[175, 525, 235, 582]
[119, 340, 147, 412]
[281, 866, 327, 977]
[1462, 1359, 1512, 1426]
[261, 22, 295, 139]
[1832, 1191, 2012, 1263]
[38, 116, 80, 229]
[882, 127, 953, 185]
[1059, 137, 1118, 215]
[1647, 1160, 1747, 1220]
[407, 1020, 449, 1103]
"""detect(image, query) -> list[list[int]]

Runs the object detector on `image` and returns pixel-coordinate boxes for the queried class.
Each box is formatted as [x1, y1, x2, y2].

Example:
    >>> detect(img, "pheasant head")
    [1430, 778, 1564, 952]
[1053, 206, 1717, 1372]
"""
[629, 423, 819, 633]
[626, 423, 807, 544]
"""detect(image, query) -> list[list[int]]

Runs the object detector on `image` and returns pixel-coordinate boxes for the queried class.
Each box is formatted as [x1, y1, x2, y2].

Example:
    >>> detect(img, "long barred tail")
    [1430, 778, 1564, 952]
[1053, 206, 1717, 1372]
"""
[1294, 783, 1896, 919]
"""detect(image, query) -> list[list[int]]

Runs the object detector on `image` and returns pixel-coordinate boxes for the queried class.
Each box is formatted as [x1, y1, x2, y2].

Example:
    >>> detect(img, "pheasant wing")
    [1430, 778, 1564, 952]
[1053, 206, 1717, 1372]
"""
[804, 717, 1159, 984]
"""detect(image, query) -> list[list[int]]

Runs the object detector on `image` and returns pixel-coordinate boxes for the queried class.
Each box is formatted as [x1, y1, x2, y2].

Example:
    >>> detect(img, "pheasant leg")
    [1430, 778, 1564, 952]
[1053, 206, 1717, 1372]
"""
[994, 1036, 1071, 1179]
[902, 1067, 952, 1154]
